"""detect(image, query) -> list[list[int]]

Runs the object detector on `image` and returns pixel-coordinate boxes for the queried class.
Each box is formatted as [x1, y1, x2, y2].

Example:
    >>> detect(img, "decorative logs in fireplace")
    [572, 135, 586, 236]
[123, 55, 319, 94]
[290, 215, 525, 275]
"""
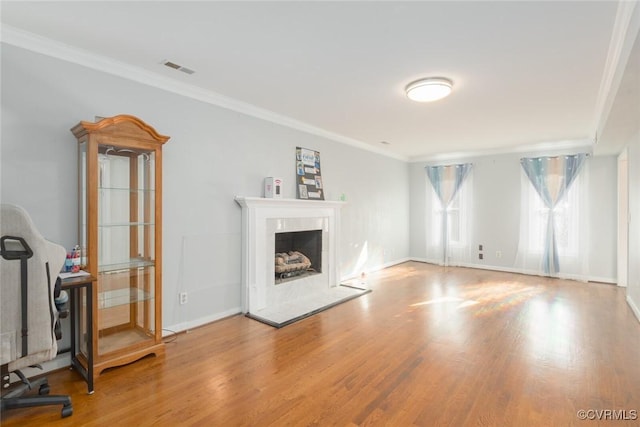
[275, 251, 312, 279]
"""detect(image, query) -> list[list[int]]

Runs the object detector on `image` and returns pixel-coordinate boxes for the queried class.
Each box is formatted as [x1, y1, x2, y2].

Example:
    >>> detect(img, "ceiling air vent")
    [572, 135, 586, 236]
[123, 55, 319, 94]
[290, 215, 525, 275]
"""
[161, 60, 195, 75]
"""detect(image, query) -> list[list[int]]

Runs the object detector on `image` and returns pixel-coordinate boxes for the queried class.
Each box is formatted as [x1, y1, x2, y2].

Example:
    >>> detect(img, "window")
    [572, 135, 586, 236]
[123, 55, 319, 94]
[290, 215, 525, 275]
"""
[517, 153, 588, 278]
[526, 173, 581, 256]
[428, 173, 468, 247]
[425, 163, 473, 265]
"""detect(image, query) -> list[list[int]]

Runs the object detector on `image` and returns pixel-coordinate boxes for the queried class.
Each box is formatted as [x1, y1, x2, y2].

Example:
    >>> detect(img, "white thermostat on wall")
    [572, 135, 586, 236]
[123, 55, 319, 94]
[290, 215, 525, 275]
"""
[264, 177, 283, 198]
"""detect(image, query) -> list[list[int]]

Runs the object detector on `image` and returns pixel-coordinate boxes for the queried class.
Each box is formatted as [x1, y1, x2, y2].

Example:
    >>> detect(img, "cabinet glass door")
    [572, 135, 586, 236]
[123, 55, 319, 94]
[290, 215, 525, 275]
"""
[78, 139, 90, 359]
[96, 145, 156, 355]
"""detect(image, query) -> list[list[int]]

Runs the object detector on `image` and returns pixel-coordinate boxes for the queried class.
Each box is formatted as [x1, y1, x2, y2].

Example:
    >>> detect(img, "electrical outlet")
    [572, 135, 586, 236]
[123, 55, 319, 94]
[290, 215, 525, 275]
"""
[479, 253, 484, 260]
[179, 292, 188, 305]
[496, 250, 502, 259]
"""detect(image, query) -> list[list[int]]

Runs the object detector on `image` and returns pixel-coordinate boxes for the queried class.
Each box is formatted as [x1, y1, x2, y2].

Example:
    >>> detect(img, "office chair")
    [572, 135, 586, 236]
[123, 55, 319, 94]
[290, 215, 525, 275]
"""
[0, 204, 73, 418]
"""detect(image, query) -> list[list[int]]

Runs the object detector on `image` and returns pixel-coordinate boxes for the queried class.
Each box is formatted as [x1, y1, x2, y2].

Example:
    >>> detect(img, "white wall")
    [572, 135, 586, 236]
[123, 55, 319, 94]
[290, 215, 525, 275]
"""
[0, 44, 410, 331]
[588, 155, 618, 281]
[410, 154, 521, 266]
[618, 150, 629, 287]
[627, 132, 640, 319]
[409, 151, 618, 282]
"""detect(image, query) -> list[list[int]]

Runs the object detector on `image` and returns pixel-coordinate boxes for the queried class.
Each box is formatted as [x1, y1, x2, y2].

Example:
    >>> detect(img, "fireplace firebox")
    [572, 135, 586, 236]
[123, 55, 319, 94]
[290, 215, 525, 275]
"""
[275, 230, 322, 281]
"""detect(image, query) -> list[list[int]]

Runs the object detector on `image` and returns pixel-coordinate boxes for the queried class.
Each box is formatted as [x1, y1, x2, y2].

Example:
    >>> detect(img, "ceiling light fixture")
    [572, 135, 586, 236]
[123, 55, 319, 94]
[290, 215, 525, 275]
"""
[405, 77, 453, 102]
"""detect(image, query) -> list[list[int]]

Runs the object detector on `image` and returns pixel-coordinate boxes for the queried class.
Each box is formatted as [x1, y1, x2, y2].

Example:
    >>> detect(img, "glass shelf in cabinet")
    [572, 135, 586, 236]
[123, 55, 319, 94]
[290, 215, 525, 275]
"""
[98, 187, 155, 192]
[99, 259, 155, 273]
[97, 222, 154, 228]
[97, 287, 153, 309]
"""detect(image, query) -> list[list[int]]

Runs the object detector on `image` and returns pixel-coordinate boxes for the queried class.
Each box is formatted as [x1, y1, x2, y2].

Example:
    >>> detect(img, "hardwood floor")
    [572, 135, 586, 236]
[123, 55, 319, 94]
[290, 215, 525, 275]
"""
[3, 262, 640, 426]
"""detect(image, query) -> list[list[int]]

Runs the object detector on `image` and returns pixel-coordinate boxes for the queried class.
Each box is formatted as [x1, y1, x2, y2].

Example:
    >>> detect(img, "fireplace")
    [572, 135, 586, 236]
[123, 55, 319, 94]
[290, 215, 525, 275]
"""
[235, 197, 345, 316]
[236, 196, 370, 327]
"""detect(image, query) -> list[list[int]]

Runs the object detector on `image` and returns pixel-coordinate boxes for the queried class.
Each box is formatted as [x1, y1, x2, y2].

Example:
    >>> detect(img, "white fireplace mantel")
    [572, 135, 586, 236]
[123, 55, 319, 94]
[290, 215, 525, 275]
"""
[235, 196, 345, 211]
[235, 197, 345, 317]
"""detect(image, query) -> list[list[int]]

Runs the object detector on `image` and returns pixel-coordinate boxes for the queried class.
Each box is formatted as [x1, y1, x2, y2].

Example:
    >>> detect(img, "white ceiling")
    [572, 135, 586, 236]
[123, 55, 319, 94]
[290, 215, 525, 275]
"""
[1, 1, 638, 161]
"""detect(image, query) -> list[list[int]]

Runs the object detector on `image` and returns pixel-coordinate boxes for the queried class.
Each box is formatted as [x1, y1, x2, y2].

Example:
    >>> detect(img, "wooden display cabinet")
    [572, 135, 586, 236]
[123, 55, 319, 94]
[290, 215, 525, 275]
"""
[71, 115, 169, 378]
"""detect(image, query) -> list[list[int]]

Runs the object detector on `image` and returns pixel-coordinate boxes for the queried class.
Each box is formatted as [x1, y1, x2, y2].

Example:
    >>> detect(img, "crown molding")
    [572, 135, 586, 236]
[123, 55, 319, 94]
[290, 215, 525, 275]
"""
[1, 25, 408, 162]
[593, 0, 640, 141]
[409, 138, 594, 163]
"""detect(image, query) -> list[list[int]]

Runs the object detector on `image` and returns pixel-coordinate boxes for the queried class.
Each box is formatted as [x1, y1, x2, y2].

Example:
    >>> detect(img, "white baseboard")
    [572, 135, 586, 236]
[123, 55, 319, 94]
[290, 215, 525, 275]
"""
[627, 295, 640, 323]
[164, 307, 242, 335]
[408, 258, 616, 284]
[408, 257, 443, 265]
[458, 262, 585, 281]
[454, 261, 524, 275]
[340, 257, 411, 283]
[409, 259, 524, 275]
[588, 276, 618, 285]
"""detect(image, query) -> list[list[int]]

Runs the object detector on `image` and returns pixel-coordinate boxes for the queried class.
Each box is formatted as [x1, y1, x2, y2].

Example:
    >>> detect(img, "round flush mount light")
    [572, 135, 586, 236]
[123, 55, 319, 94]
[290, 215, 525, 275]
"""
[405, 77, 453, 102]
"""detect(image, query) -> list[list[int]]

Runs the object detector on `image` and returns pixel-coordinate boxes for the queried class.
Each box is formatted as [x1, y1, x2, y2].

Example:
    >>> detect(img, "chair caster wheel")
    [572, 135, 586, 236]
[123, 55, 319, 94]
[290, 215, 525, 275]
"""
[39, 384, 50, 395]
[61, 404, 73, 418]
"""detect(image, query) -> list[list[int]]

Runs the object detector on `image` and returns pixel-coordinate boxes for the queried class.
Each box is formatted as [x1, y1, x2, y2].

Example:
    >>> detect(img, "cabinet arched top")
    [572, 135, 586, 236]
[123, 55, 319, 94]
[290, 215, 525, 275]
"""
[71, 114, 170, 144]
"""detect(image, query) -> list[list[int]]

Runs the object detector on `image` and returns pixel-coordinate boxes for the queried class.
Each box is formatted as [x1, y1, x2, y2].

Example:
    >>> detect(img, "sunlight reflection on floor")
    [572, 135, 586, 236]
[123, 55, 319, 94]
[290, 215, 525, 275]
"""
[409, 280, 546, 317]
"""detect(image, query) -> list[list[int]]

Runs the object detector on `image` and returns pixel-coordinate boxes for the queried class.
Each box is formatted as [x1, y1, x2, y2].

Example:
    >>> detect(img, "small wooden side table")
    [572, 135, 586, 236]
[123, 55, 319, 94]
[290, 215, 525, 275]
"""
[60, 274, 96, 394]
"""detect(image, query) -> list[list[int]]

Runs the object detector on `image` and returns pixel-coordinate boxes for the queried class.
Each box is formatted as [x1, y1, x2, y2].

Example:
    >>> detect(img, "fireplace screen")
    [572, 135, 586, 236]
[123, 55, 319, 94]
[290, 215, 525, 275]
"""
[274, 230, 322, 282]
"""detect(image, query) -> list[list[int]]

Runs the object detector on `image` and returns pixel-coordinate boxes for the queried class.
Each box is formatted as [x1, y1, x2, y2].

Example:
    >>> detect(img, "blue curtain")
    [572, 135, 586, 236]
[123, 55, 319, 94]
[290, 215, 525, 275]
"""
[426, 163, 472, 265]
[520, 154, 587, 275]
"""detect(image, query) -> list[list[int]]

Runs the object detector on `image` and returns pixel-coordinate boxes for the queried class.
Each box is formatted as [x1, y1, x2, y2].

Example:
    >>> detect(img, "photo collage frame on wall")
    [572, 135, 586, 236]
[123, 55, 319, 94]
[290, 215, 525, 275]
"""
[295, 147, 324, 200]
